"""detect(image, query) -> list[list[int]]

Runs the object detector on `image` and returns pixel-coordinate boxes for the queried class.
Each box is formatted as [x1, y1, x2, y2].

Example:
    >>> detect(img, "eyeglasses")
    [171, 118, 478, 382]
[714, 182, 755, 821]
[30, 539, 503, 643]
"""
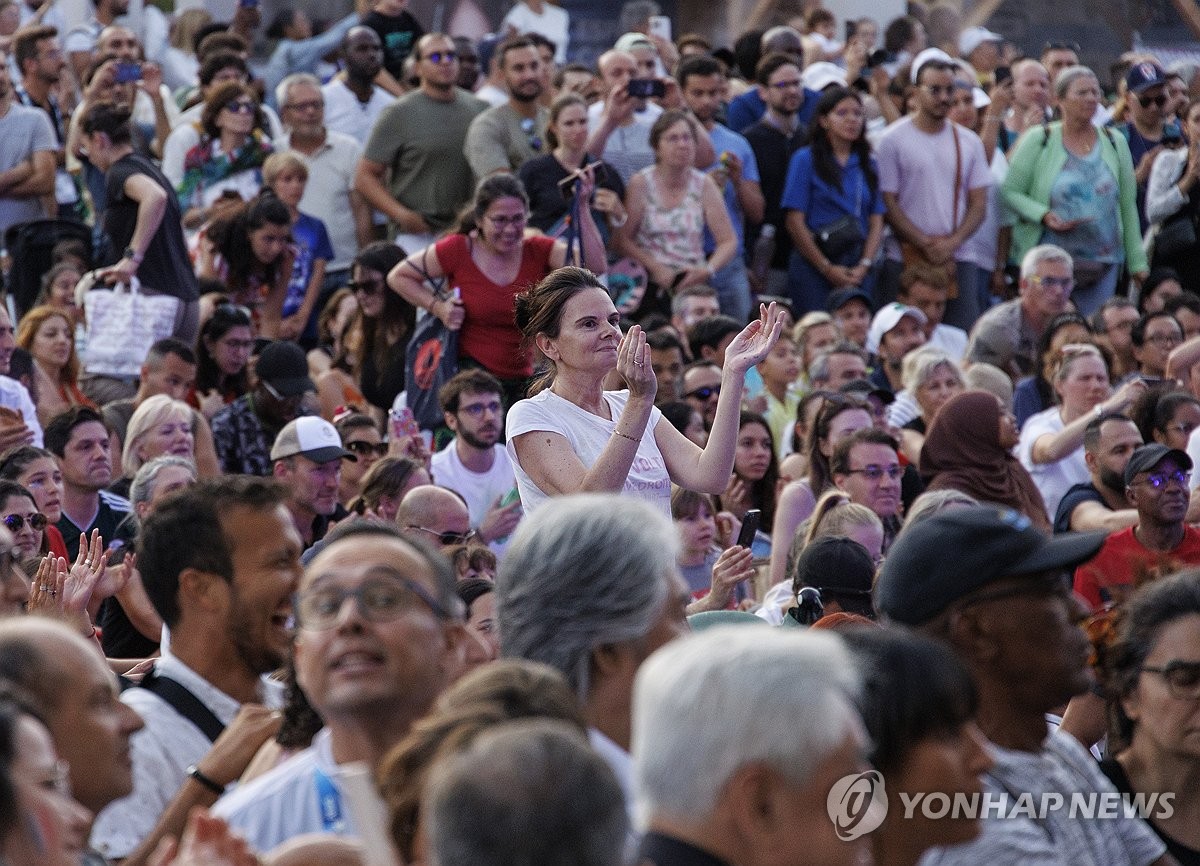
[520, 117, 543, 152]
[1144, 332, 1183, 347]
[1130, 469, 1190, 489]
[224, 99, 257, 114]
[686, 385, 720, 400]
[345, 440, 387, 457]
[1042, 41, 1081, 54]
[2, 513, 47, 533]
[406, 525, 476, 546]
[286, 99, 323, 113]
[459, 400, 502, 417]
[1030, 275, 1074, 291]
[769, 78, 803, 90]
[422, 50, 457, 63]
[486, 213, 528, 228]
[297, 573, 449, 630]
[844, 464, 903, 482]
[1141, 660, 1200, 700]
[348, 279, 384, 296]
[1137, 93, 1168, 109]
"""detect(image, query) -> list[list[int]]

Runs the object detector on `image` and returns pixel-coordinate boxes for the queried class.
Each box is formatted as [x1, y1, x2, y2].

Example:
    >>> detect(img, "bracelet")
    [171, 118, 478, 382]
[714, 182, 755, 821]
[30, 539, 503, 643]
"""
[186, 765, 225, 796]
[612, 428, 639, 443]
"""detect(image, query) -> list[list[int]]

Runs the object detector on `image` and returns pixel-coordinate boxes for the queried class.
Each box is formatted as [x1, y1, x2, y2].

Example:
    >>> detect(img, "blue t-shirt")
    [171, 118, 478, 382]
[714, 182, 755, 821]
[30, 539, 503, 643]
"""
[703, 123, 760, 255]
[284, 212, 335, 317]
[780, 147, 884, 237]
[1042, 143, 1121, 264]
[727, 86, 820, 133]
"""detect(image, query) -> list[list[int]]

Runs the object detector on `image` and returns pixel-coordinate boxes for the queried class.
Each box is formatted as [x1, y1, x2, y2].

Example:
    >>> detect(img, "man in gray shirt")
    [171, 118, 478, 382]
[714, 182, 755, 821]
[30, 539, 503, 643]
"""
[463, 35, 547, 180]
[0, 48, 55, 238]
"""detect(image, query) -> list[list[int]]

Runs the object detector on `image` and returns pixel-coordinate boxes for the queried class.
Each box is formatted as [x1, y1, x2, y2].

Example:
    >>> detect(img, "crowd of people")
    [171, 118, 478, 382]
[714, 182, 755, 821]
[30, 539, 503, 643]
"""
[2, 0, 1200, 863]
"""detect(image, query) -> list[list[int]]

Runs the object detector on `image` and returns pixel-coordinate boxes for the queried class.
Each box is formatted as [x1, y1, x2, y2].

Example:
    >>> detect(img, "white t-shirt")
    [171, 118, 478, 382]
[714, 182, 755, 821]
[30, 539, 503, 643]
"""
[501, 2, 569, 64]
[505, 388, 670, 517]
[431, 441, 518, 556]
[321, 78, 395, 147]
[926, 322, 969, 360]
[587, 101, 663, 185]
[1017, 405, 1089, 523]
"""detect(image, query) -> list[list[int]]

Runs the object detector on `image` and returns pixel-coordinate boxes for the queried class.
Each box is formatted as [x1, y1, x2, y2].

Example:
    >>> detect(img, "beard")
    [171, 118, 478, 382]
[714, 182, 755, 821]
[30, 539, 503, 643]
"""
[1099, 466, 1127, 495]
[459, 425, 499, 450]
[228, 591, 287, 676]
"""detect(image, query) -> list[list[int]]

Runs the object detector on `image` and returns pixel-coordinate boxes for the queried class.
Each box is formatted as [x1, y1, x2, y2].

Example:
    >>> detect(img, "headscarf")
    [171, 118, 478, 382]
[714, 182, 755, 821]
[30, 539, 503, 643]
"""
[920, 390, 1051, 531]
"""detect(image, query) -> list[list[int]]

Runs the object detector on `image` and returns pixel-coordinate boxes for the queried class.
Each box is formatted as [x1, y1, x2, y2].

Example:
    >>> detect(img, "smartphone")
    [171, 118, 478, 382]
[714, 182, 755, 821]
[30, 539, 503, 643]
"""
[113, 61, 142, 83]
[736, 509, 761, 549]
[648, 15, 671, 43]
[994, 66, 1012, 86]
[627, 78, 666, 99]
[389, 406, 420, 440]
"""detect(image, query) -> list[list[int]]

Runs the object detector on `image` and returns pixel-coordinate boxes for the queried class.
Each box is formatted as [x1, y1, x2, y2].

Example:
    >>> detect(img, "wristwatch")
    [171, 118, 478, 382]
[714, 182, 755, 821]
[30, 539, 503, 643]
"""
[123, 247, 143, 264]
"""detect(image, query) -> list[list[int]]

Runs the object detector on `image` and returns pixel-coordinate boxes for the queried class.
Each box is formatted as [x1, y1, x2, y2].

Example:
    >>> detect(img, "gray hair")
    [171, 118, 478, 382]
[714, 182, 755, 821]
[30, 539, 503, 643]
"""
[900, 347, 963, 395]
[633, 627, 862, 821]
[1020, 243, 1074, 281]
[425, 719, 627, 866]
[963, 362, 1013, 409]
[275, 72, 322, 112]
[1053, 64, 1097, 100]
[129, 455, 197, 513]
[808, 340, 866, 384]
[496, 494, 677, 700]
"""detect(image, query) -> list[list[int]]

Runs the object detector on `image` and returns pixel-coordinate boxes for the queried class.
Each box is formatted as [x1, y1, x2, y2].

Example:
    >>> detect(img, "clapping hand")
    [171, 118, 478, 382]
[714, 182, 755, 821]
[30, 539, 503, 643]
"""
[618, 324, 657, 401]
[723, 302, 785, 376]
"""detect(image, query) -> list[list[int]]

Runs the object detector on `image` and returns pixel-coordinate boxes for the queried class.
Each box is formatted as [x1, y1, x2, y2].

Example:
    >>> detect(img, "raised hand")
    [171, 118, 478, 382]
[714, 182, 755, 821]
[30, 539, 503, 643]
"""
[617, 324, 657, 402]
[723, 302, 785, 375]
[63, 530, 107, 613]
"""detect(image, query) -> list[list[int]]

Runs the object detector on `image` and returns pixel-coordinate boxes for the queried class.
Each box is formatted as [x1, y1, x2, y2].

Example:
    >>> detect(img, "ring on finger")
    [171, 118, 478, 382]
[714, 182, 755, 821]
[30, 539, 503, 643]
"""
[39, 585, 48, 592]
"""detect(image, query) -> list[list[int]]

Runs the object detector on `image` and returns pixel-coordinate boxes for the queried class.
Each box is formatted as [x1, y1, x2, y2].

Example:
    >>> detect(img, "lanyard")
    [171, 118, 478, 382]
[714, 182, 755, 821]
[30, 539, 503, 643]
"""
[314, 768, 345, 833]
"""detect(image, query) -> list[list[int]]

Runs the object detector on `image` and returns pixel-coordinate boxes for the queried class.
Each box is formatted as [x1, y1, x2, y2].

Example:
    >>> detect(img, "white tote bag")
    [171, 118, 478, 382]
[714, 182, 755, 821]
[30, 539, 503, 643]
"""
[80, 274, 181, 378]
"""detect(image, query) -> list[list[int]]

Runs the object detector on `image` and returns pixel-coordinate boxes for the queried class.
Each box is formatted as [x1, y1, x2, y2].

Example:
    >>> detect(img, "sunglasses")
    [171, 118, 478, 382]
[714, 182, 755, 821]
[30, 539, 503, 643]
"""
[346, 440, 388, 458]
[686, 385, 720, 400]
[3, 513, 47, 533]
[520, 117, 543, 152]
[348, 279, 384, 296]
[1137, 93, 1168, 108]
[422, 50, 457, 63]
[224, 99, 257, 114]
[406, 525, 476, 547]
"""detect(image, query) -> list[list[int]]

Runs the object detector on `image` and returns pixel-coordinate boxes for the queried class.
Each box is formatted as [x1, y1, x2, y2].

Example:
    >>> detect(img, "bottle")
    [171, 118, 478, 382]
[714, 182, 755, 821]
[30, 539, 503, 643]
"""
[751, 224, 776, 285]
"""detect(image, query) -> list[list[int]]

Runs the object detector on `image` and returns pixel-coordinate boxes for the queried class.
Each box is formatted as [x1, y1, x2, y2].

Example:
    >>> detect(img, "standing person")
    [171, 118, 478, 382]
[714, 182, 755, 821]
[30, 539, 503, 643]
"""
[322, 27, 395, 146]
[356, 31, 487, 251]
[362, 0, 426, 96]
[876, 51, 991, 328]
[0, 46, 54, 239]
[463, 36, 548, 179]
[505, 268, 782, 515]
[1002, 66, 1147, 317]
[1117, 61, 1179, 231]
[1146, 97, 1200, 291]
[782, 86, 884, 315]
[615, 110, 737, 317]
[79, 102, 201, 343]
[387, 174, 605, 403]
[502, 0, 569, 64]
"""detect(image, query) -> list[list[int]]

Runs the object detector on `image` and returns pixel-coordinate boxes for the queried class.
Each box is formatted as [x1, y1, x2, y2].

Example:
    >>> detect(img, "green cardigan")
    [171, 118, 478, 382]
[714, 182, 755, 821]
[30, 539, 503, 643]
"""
[1000, 122, 1147, 273]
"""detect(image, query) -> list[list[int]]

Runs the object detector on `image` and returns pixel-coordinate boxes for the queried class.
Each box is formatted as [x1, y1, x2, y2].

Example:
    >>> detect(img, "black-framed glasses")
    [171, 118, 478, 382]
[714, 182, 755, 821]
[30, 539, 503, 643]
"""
[1141, 660, 1200, 700]
[2, 513, 46, 533]
[1130, 469, 1190, 489]
[686, 385, 720, 400]
[348, 279, 384, 296]
[345, 440, 388, 457]
[296, 573, 449, 630]
[459, 399, 502, 418]
[520, 117, 543, 152]
[844, 465, 903, 482]
[406, 525, 476, 546]
[422, 50, 457, 63]
[486, 213, 528, 228]
[1144, 332, 1183, 347]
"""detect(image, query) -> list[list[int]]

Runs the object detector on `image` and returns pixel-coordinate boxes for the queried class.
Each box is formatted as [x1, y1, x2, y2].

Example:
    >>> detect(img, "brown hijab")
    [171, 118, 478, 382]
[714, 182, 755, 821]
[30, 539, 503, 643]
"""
[920, 390, 1050, 531]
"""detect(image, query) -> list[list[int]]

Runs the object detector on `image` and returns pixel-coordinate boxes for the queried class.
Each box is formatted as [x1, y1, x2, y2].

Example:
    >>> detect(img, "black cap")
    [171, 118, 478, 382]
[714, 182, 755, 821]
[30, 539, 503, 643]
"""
[840, 378, 895, 406]
[792, 537, 876, 617]
[826, 287, 874, 315]
[1123, 443, 1193, 487]
[255, 341, 315, 397]
[875, 506, 1106, 625]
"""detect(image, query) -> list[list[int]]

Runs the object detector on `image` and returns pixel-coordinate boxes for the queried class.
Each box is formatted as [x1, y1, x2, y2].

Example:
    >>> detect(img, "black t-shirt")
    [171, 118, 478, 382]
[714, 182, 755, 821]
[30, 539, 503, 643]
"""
[743, 119, 809, 270]
[103, 153, 199, 301]
[518, 153, 626, 232]
[363, 10, 425, 80]
[1100, 758, 1200, 866]
[1052, 481, 1106, 534]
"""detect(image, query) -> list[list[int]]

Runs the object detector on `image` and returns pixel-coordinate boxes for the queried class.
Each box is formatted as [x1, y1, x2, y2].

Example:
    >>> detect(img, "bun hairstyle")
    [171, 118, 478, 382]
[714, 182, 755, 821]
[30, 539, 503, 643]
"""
[514, 267, 607, 396]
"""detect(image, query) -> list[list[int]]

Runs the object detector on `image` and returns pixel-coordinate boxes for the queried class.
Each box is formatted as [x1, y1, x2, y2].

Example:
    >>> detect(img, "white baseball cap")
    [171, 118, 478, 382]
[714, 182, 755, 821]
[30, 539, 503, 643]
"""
[866, 303, 928, 354]
[270, 416, 356, 463]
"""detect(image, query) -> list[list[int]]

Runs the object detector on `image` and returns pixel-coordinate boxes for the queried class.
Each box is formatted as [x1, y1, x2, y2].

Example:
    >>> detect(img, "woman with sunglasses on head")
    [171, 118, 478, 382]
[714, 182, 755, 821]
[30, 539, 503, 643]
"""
[350, 242, 413, 418]
[1097, 571, 1200, 864]
[389, 174, 606, 407]
[1002, 65, 1147, 317]
[194, 303, 254, 419]
[0, 446, 69, 561]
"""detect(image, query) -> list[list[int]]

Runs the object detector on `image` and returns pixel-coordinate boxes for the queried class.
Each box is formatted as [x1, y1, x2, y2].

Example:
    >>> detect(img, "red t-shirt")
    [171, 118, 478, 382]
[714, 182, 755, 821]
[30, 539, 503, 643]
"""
[433, 233, 556, 379]
[1074, 525, 1200, 610]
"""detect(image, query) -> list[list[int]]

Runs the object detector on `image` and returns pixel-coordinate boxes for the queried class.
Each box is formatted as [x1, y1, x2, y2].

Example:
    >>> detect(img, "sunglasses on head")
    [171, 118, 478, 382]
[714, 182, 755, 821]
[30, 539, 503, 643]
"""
[1042, 41, 1081, 54]
[406, 525, 476, 547]
[3, 513, 47, 533]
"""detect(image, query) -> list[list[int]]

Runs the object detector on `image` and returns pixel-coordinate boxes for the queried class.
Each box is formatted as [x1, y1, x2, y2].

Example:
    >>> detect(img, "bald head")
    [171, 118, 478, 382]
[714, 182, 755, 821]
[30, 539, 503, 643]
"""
[396, 485, 471, 548]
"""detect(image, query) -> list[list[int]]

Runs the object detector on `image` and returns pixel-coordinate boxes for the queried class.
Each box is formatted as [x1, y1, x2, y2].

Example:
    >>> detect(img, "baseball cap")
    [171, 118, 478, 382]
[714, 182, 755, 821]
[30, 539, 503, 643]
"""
[270, 416, 356, 463]
[840, 378, 895, 406]
[1123, 443, 1193, 487]
[256, 341, 315, 397]
[958, 26, 1003, 58]
[910, 47, 955, 83]
[791, 537, 876, 617]
[802, 61, 846, 92]
[875, 506, 1106, 625]
[1126, 61, 1167, 94]
[826, 287, 874, 315]
[865, 302, 926, 354]
[614, 32, 654, 53]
